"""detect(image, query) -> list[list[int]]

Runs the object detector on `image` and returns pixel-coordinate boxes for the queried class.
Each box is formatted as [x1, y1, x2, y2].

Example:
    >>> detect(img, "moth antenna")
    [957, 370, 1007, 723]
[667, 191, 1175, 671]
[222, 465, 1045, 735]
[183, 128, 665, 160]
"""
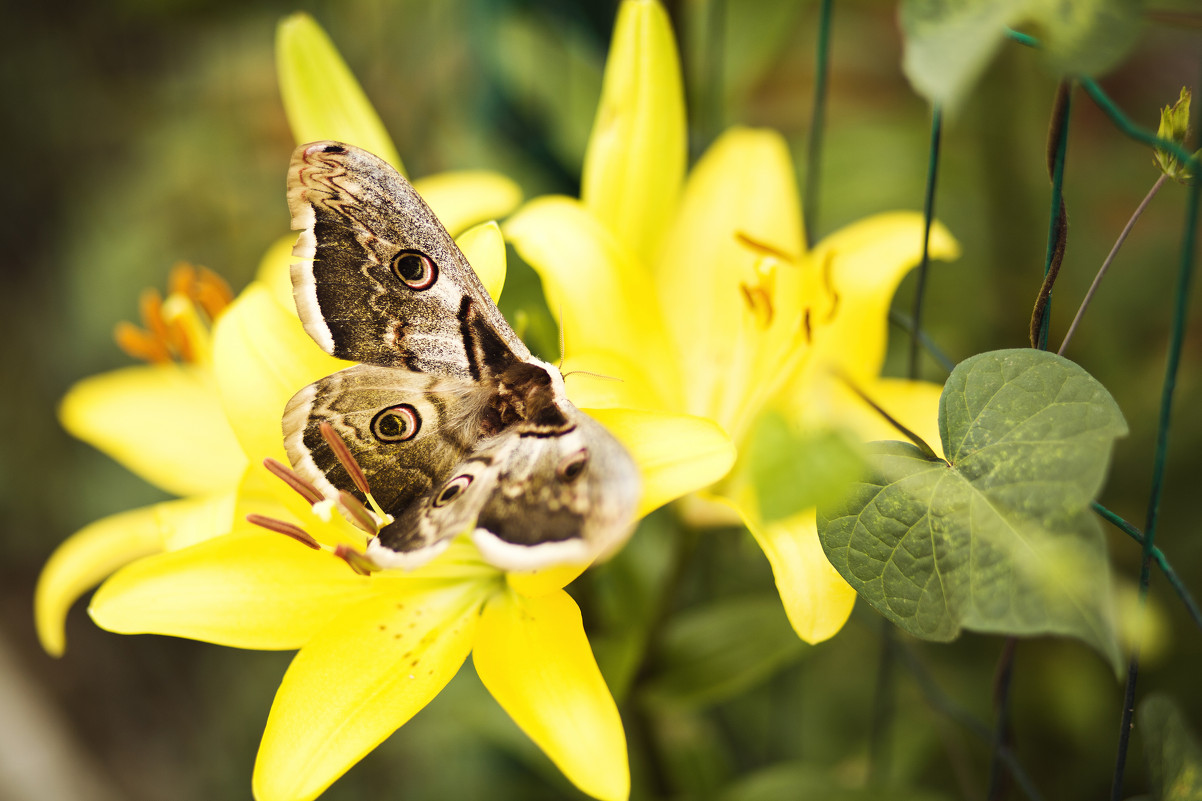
[319, 421, 372, 496]
[563, 369, 624, 383]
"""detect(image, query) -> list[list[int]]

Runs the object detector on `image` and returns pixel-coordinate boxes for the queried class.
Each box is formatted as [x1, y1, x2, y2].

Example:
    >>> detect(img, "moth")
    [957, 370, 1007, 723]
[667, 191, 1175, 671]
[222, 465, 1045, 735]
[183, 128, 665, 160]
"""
[283, 141, 641, 572]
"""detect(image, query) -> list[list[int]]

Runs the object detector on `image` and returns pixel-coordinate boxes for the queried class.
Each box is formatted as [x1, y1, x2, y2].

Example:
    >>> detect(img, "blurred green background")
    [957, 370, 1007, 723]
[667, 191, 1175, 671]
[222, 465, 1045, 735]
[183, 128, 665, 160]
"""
[2, 1, 1201, 799]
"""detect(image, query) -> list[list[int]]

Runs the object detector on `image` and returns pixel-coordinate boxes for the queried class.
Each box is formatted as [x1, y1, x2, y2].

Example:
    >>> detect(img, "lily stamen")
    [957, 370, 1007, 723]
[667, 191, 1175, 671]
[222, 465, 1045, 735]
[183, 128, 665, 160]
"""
[319, 422, 371, 495]
[253, 460, 385, 576]
[318, 421, 393, 524]
[337, 490, 381, 534]
[168, 263, 234, 321]
[246, 514, 322, 550]
[113, 263, 233, 365]
[114, 319, 172, 363]
[333, 543, 378, 576]
[263, 458, 323, 505]
[735, 231, 798, 263]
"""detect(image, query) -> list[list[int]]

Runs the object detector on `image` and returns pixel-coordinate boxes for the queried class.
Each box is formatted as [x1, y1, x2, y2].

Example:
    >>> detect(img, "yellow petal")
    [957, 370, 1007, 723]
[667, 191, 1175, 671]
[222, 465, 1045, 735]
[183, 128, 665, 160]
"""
[717, 500, 856, 644]
[585, 408, 735, 516]
[561, 351, 667, 412]
[654, 127, 804, 434]
[276, 13, 403, 174]
[412, 171, 523, 238]
[253, 582, 484, 801]
[474, 589, 628, 801]
[803, 212, 959, 384]
[506, 196, 679, 408]
[455, 221, 507, 304]
[36, 503, 172, 656]
[157, 489, 239, 550]
[60, 364, 246, 497]
[211, 284, 351, 464]
[88, 532, 371, 650]
[507, 563, 588, 598]
[581, 0, 685, 261]
[255, 234, 302, 314]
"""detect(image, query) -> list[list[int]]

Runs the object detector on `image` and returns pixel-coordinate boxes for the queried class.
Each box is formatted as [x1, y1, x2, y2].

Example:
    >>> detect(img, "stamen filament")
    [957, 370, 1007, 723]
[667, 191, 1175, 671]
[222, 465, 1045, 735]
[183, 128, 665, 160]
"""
[263, 458, 323, 505]
[338, 490, 381, 534]
[114, 321, 171, 363]
[192, 266, 234, 320]
[736, 231, 798, 262]
[319, 421, 372, 496]
[140, 289, 176, 358]
[166, 316, 196, 362]
[334, 544, 378, 576]
[246, 514, 321, 550]
[168, 262, 196, 298]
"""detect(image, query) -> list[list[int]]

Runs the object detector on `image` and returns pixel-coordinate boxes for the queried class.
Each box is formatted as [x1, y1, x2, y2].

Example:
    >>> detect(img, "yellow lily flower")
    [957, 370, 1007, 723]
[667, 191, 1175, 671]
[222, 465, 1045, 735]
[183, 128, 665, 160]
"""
[87, 216, 732, 801]
[35, 13, 530, 660]
[505, 0, 961, 644]
[40, 13, 735, 800]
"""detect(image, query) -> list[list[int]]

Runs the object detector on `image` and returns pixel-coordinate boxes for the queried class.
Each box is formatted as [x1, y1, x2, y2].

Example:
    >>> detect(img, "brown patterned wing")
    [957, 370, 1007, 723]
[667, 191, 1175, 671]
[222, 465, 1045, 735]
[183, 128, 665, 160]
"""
[367, 407, 642, 572]
[287, 141, 528, 381]
[283, 364, 486, 523]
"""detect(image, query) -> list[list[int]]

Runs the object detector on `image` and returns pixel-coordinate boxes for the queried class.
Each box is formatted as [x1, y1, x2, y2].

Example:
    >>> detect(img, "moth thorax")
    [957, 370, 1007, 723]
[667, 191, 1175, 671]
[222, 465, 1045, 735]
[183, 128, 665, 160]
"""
[481, 362, 569, 436]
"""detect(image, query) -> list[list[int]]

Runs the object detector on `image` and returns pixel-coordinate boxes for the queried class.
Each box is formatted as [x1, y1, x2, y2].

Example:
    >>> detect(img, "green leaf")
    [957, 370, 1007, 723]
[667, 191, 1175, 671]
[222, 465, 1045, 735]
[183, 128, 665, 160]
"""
[817, 349, 1127, 671]
[1140, 694, 1202, 801]
[1030, 0, 1144, 78]
[276, 13, 404, 174]
[900, 0, 1143, 114]
[900, 0, 1026, 114]
[643, 596, 807, 708]
[732, 410, 866, 524]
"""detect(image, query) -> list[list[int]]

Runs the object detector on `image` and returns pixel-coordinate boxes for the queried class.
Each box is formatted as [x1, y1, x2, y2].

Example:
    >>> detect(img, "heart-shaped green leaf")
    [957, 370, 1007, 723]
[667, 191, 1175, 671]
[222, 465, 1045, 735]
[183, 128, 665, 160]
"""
[817, 349, 1127, 671]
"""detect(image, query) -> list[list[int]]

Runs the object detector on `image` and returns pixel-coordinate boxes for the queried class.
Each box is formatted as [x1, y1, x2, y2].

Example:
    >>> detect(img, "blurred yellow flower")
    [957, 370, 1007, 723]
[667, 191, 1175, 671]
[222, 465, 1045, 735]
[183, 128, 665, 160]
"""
[86, 284, 632, 801]
[36, 266, 247, 657]
[506, 0, 961, 643]
[38, 11, 735, 801]
[34, 13, 527, 660]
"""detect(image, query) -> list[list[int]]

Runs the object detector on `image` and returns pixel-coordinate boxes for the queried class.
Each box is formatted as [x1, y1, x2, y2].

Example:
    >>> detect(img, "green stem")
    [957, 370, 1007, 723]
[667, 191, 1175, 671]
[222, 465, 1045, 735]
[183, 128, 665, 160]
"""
[1031, 80, 1072, 350]
[1092, 502, 1202, 632]
[1079, 76, 1197, 166]
[909, 106, 943, 380]
[898, 644, 1047, 801]
[987, 638, 1019, 800]
[1005, 28, 1195, 166]
[867, 621, 897, 786]
[802, 0, 834, 245]
[838, 374, 942, 461]
[1059, 174, 1169, 355]
[1110, 135, 1201, 801]
[890, 309, 956, 373]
